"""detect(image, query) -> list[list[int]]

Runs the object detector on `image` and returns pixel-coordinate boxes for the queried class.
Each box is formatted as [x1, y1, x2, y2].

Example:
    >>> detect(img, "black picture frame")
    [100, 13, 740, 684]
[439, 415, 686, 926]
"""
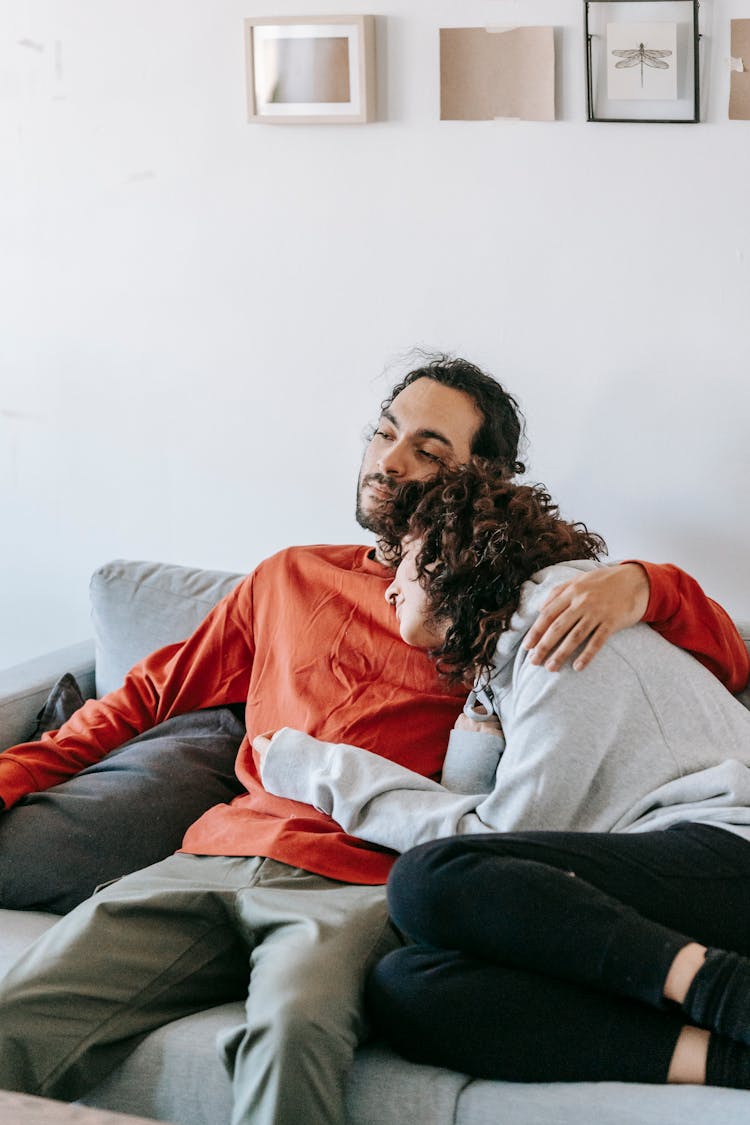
[585, 0, 700, 123]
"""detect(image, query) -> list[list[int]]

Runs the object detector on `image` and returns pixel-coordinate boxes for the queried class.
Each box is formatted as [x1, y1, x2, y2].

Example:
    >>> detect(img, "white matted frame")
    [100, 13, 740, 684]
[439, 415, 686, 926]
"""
[245, 15, 376, 124]
[584, 0, 700, 123]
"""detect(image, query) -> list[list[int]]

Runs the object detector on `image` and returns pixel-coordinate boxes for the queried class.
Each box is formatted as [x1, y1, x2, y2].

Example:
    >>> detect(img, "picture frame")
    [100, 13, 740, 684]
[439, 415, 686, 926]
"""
[584, 0, 700, 123]
[244, 15, 376, 124]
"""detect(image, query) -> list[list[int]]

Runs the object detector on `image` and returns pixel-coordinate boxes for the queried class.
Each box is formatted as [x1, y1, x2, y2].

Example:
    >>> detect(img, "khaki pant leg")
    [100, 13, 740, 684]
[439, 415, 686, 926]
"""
[0, 854, 259, 1100]
[219, 862, 400, 1125]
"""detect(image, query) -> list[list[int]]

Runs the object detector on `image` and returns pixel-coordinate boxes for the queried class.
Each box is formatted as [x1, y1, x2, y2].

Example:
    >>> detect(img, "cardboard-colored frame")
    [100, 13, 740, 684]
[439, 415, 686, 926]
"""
[245, 15, 376, 124]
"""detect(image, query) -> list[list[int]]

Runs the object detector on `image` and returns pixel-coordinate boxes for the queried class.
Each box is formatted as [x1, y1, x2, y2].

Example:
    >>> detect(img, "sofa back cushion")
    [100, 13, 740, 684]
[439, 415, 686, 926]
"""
[738, 623, 750, 713]
[91, 559, 244, 697]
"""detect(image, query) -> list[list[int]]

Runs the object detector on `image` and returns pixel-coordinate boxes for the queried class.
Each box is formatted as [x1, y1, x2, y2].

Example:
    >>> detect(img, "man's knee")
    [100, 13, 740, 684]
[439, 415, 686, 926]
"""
[224, 992, 354, 1081]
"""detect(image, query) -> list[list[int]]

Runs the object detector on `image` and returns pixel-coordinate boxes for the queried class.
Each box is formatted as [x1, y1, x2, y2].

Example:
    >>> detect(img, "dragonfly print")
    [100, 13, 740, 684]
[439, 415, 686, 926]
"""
[611, 42, 672, 87]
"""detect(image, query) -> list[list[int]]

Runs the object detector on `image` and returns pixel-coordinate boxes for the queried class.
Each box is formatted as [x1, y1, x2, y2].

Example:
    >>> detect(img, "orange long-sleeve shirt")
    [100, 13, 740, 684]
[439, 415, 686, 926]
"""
[0, 546, 464, 883]
[635, 560, 749, 694]
[0, 548, 746, 884]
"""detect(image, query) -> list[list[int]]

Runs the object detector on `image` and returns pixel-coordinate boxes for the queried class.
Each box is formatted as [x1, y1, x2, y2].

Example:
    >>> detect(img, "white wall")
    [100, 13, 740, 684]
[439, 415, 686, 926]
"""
[2, 0, 750, 671]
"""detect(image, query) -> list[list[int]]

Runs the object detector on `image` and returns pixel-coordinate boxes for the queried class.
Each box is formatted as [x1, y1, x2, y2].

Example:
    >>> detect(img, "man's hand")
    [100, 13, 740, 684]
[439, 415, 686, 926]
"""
[523, 563, 650, 673]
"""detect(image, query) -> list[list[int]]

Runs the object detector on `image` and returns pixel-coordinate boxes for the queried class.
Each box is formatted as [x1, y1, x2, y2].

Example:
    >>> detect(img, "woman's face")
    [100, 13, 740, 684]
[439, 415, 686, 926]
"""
[384, 540, 448, 650]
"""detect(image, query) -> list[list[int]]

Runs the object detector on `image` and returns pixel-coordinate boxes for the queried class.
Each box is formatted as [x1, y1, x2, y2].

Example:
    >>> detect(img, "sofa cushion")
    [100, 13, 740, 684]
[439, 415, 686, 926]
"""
[81, 1003, 239, 1125]
[26, 672, 85, 740]
[91, 559, 244, 697]
[0, 688, 246, 914]
[83, 1023, 472, 1125]
[0, 908, 57, 981]
[454, 1074, 750, 1125]
[737, 621, 750, 713]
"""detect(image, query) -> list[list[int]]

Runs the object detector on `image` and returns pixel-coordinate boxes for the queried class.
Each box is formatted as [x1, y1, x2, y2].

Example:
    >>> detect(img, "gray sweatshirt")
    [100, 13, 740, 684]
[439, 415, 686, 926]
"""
[261, 562, 750, 855]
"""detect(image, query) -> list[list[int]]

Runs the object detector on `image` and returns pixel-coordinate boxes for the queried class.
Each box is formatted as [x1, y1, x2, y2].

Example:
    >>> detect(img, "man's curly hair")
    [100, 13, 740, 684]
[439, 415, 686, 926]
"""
[379, 458, 607, 684]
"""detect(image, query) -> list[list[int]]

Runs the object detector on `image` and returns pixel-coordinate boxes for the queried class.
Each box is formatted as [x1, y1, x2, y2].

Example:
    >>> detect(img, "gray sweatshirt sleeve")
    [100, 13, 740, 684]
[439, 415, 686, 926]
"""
[441, 727, 505, 793]
[260, 726, 506, 854]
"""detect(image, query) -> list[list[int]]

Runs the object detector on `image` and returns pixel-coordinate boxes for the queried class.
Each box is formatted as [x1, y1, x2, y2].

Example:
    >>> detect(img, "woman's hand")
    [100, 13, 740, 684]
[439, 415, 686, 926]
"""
[522, 563, 650, 672]
[454, 711, 503, 737]
[252, 734, 273, 769]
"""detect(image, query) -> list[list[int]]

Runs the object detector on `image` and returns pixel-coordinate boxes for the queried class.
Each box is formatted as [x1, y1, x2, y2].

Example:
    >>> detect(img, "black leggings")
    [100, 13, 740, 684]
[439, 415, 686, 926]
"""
[367, 823, 750, 1084]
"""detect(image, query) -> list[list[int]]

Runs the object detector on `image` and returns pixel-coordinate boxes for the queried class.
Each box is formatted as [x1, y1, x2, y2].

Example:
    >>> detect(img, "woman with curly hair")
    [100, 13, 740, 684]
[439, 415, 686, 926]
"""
[258, 458, 750, 1091]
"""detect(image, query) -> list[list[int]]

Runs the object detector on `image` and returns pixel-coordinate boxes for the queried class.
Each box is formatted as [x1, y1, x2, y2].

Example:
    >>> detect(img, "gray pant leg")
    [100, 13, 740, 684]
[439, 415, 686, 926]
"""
[0, 854, 258, 1099]
[219, 863, 400, 1125]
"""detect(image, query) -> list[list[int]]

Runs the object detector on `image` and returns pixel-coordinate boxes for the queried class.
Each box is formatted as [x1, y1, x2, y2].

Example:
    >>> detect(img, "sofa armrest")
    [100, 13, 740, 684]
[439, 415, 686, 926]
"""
[0, 640, 96, 752]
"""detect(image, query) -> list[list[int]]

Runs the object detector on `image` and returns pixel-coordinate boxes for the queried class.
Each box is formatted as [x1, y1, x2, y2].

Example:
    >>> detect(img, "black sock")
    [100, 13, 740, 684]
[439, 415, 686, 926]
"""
[706, 1033, 750, 1089]
[683, 949, 750, 1045]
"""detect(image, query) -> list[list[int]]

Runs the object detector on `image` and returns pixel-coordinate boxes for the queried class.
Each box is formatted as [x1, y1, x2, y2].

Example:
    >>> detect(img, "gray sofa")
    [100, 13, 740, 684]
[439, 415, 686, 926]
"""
[2, 558, 750, 1125]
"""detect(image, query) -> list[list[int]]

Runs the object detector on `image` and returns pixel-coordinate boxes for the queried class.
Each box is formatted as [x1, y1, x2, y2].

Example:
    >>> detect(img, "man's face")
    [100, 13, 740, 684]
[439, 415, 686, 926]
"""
[356, 377, 481, 532]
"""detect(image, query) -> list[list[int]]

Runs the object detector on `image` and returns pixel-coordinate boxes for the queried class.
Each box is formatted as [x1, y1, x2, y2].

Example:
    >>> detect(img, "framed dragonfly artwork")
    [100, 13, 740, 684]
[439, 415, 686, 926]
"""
[584, 0, 700, 122]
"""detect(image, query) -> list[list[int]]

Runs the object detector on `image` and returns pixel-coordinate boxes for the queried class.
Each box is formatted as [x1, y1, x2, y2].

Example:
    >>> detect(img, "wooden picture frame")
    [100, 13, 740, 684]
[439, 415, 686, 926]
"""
[245, 15, 376, 124]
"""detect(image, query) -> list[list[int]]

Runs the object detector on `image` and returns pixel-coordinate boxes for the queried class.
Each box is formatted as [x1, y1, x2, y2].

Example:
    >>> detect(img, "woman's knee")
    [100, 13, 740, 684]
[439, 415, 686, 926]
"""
[390, 836, 561, 954]
[389, 835, 517, 943]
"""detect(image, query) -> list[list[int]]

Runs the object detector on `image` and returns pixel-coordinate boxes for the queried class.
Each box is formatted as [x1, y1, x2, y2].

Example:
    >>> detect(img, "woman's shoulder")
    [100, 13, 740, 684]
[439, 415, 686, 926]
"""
[504, 560, 602, 646]
[482, 561, 603, 693]
[518, 561, 601, 614]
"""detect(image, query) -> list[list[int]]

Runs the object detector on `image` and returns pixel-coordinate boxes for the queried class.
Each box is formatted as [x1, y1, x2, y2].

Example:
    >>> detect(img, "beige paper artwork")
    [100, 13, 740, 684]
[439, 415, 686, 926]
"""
[440, 27, 555, 122]
[729, 20, 750, 121]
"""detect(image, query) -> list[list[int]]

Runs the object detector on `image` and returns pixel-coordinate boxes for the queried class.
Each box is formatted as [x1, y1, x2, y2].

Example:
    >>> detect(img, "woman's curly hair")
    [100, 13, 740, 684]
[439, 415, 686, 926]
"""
[378, 458, 607, 684]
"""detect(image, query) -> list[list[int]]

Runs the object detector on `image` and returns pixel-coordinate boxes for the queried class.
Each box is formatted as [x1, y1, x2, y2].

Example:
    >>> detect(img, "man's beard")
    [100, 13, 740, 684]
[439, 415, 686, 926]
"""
[355, 472, 394, 533]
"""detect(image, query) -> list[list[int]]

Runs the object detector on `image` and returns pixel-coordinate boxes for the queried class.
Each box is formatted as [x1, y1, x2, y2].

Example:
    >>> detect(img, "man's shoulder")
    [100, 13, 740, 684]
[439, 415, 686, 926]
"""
[262, 542, 368, 563]
[258, 543, 387, 576]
